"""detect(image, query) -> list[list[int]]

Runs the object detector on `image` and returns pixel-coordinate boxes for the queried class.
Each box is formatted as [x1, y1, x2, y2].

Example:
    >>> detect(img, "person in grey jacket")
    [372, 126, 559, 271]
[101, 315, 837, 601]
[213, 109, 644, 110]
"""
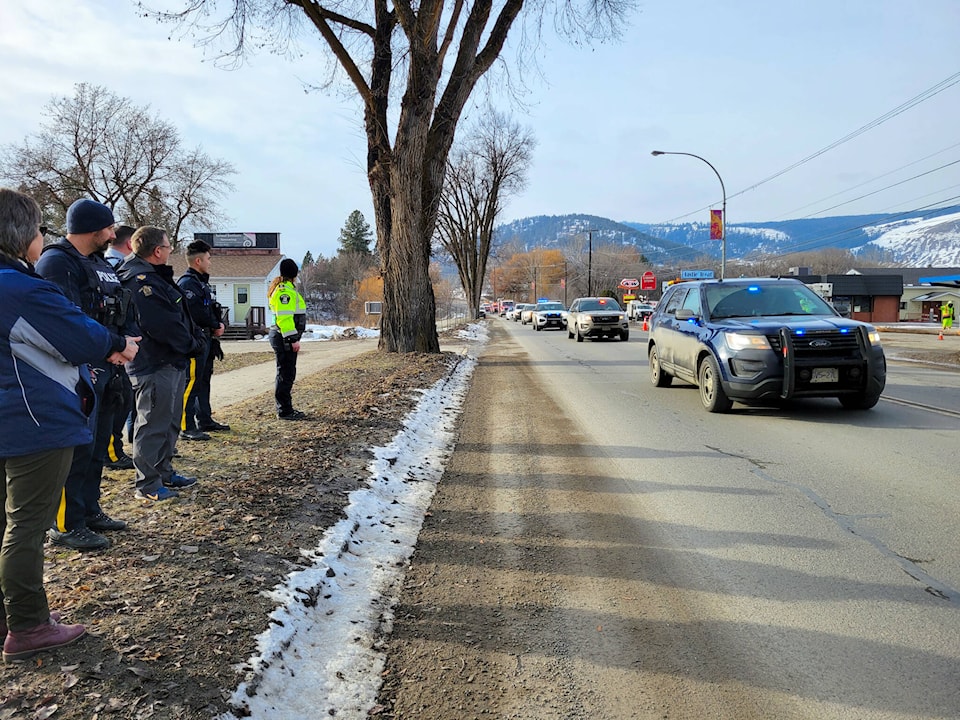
[0, 188, 139, 662]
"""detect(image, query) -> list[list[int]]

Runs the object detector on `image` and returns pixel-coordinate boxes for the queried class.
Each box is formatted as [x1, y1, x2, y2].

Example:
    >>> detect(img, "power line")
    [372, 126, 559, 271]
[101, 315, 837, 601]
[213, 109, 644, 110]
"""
[653, 71, 960, 226]
[771, 140, 960, 220]
[729, 71, 960, 201]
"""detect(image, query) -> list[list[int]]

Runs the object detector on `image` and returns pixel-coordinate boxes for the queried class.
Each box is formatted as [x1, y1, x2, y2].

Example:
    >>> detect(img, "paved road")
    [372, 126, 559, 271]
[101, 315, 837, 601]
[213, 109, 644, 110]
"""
[382, 319, 960, 719]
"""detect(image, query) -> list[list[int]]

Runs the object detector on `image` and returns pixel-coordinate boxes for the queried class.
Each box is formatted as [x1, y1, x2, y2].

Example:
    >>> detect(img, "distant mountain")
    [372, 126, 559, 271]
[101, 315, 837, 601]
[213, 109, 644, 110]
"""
[494, 206, 960, 267]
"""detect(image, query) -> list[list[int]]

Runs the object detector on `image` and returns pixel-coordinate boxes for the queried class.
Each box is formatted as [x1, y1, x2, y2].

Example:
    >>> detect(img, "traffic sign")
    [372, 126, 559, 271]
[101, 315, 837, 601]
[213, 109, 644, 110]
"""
[680, 269, 715, 280]
[619, 278, 640, 289]
[640, 271, 656, 290]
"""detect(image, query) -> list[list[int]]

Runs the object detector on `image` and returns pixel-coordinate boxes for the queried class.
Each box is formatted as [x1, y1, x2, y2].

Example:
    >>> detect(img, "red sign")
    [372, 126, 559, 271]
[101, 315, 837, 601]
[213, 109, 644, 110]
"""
[619, 278, 640, 289]
[710, 209, 724, 240]
[641, 271, 656, 290]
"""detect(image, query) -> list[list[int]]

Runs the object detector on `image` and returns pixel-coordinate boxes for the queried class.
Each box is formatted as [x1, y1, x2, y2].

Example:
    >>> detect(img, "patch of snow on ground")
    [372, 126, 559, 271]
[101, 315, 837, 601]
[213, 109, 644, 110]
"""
[218, 324, 486, 719]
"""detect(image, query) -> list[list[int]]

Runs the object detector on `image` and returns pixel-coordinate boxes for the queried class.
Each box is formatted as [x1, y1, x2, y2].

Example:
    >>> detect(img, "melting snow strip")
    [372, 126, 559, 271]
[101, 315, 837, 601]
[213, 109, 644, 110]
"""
[219, 323, 486, 719]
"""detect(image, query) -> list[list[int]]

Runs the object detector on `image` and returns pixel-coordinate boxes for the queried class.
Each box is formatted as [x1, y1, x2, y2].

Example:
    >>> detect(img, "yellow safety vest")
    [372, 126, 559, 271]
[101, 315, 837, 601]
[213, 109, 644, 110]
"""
[269, 280, 307, 340]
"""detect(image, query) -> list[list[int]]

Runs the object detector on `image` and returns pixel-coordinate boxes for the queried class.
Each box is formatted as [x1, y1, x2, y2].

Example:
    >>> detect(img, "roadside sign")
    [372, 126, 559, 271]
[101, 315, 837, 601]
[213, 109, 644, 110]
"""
[641, 271, 656, 290]
[620, 278, 640, 289]
[680, 269, 715, 280]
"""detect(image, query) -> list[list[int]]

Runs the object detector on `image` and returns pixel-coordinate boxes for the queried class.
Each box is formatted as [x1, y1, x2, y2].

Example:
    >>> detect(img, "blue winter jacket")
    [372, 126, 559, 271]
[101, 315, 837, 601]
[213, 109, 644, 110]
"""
[0, 257, 121, 457]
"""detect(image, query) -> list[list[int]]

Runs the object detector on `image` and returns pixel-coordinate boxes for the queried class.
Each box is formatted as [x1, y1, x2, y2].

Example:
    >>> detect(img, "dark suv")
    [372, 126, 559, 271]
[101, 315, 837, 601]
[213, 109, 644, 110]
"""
[647, 278, 886, 412]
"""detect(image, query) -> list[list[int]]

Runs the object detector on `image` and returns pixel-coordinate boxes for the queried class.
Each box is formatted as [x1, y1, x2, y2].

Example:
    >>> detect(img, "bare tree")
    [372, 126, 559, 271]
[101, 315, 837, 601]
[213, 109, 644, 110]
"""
[436, 110, 534, 319]
[0, 83, 235, 245]
[150, 0, 632, 352]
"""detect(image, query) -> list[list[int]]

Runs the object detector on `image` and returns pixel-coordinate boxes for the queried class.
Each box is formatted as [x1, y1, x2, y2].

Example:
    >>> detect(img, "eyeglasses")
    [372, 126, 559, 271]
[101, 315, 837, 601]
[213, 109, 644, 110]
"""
[158, 243, 172, 250]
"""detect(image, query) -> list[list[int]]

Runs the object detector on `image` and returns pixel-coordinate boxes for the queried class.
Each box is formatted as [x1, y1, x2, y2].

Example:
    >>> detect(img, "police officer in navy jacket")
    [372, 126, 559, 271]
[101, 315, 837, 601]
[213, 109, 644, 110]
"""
[35, 199, 140, 551]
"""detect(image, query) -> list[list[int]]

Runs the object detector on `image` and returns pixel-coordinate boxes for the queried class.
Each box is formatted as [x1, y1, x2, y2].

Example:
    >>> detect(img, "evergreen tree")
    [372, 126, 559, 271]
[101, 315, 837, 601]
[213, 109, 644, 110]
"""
[338, 210, 373, 255]
[302, 250, 315, 267]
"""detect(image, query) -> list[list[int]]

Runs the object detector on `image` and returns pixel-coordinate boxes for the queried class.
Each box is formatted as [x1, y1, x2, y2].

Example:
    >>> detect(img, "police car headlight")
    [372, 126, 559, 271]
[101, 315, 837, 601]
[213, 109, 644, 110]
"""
[724, 332, 771, 351]
[867, 329, 882, 345]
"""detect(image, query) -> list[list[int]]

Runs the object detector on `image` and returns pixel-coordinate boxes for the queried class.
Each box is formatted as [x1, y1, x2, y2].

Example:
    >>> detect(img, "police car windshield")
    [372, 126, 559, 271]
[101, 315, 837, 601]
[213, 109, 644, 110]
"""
[580, 299, 621, 311]
[706, 283, 835, 319]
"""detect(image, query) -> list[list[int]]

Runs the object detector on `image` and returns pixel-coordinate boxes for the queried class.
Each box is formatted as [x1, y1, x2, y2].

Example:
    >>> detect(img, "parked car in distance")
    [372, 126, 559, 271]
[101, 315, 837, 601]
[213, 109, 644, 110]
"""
[646, 278, 886, 413]
[566, 297, 629, 342]
[627, 300, 656, 322]
[533, 301, 566, 331]
[499, 300, 515, 317]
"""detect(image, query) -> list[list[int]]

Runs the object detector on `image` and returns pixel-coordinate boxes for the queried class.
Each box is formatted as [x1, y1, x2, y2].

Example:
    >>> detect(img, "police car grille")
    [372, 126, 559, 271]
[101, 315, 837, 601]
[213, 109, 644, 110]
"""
[766, 330, 862, 358]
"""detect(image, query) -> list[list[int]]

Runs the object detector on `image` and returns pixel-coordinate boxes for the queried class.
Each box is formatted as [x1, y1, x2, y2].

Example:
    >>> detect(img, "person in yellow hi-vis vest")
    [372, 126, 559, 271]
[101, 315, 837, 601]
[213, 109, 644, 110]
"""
[268, 259, 308, 420]
[941, 301, 954, 333]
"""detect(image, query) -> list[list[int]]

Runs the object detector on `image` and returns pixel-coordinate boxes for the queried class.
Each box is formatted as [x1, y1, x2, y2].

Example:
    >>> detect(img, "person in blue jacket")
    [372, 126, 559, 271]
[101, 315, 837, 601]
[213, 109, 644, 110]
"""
[35, 199, 142, 551]
[0, 188, 139, 662]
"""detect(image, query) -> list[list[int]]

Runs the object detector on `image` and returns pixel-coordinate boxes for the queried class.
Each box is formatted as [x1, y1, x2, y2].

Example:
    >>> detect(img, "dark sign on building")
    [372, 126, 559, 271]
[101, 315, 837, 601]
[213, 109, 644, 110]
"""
[194, 232, 279, 250]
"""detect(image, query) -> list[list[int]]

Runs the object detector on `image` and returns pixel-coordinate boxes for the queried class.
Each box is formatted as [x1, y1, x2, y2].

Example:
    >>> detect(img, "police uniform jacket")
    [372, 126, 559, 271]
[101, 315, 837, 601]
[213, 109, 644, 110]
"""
[34, 239, 136, 374]
[269, 280, 307, 345]
[0, 257, 121, 457]
[177, 268, 220, 334]
[116, 255, 202, 376]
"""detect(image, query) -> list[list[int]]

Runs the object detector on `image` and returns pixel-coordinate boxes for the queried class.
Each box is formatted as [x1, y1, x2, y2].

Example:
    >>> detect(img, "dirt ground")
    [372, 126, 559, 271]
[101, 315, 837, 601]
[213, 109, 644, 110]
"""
[0, 327, 953, 720]
[0, 342, 458, 720]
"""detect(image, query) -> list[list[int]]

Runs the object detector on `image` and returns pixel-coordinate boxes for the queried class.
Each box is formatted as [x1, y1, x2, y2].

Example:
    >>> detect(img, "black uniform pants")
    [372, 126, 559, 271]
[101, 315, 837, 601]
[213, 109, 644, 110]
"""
[54, 367, 115, 532]
[269, 329, 298, 415]
[182, 336, 213, 430]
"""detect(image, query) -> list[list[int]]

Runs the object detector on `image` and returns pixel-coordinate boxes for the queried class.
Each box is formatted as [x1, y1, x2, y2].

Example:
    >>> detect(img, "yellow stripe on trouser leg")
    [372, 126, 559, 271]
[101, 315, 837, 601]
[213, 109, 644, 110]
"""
[107, 434, 119, 462]
[181, 358, 197, 431]
[54, 487, 67, 533]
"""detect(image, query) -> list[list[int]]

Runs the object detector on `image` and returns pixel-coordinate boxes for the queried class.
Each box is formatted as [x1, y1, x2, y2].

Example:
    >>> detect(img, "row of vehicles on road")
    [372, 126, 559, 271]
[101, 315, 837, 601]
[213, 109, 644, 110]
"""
[504, 297, 632, 340]
[489, 278, 888, 415]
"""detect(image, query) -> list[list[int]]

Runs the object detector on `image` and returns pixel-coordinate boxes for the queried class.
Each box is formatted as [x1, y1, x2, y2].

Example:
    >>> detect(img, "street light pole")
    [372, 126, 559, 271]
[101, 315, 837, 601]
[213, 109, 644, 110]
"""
[588, 230, 593, 296]
[651, 150, 727, 280]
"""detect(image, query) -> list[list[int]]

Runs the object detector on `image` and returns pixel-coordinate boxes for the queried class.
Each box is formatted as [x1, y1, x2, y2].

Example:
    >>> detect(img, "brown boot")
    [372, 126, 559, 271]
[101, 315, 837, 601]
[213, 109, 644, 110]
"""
[3, 617, 85, 662]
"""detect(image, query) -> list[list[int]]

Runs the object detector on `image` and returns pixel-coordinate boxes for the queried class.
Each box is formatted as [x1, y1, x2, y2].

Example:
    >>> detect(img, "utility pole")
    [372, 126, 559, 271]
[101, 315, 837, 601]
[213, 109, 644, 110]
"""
[588, 231, 593, 296]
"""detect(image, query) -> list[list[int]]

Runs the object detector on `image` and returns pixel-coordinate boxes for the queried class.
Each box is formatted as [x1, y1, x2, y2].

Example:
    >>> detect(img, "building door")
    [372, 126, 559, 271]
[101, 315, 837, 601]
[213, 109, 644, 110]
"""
[234, 284, 251, 324]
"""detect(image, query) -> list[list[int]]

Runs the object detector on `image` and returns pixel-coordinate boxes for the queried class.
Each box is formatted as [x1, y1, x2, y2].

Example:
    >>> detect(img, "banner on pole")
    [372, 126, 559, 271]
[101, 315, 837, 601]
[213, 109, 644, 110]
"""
[710, 209, 724, 240]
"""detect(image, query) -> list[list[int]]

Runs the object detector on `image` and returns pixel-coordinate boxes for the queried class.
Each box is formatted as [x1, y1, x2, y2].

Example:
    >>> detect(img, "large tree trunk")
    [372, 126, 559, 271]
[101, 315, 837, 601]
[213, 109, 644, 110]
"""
[372, 21, 445, 353]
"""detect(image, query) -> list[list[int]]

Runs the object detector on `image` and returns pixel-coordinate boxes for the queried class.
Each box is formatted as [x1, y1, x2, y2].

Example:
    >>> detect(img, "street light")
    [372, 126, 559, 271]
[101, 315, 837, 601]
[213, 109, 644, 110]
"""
[651, 150, 727, 280]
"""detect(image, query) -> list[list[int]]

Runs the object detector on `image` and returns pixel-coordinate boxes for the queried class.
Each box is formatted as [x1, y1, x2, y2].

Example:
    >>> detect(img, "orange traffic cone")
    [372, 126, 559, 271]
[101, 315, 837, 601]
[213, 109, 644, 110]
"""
[642, 318, 649, 331]
[938, 329, 944, 340]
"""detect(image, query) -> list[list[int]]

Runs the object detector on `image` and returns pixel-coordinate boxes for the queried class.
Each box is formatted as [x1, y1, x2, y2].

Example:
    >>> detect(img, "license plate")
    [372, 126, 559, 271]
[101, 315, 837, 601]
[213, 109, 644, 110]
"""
[811, 368, 838, 383]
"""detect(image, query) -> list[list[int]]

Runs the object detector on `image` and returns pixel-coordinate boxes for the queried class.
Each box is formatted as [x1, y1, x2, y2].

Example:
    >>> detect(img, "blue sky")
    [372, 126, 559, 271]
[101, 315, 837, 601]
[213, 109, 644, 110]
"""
[2, 0, 958, 264]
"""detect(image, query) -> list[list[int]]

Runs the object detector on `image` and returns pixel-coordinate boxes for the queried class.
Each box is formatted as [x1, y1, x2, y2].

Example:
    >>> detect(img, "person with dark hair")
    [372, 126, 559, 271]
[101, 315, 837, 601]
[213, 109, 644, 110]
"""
[0, 187, 139, 661]
[104, 225, 135, 268]
[117, 227, 204, 502]
[268, 258, 308, 420]
[103, 224, 137, 470]
[34, 199, 141, 551]
[178, 240, 229, 440]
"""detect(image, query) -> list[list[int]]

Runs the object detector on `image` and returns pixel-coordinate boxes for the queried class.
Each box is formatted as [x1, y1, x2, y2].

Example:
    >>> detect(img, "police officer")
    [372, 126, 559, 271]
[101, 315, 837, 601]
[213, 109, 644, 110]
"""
[103, 225, 137, 470]
[117, 226, 203, 502]
[177, 240, 229, 440]
[35, 199, 141, 550]
[268, 258, 308, 419]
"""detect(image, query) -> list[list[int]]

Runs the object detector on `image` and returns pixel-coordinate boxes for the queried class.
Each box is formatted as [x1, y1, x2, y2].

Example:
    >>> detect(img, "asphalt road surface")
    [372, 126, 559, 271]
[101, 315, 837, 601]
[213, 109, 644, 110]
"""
[379, 319, 960, 719]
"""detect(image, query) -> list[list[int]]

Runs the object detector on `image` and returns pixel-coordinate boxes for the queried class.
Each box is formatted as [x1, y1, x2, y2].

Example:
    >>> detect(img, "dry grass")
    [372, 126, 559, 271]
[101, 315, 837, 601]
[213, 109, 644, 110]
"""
[0, 350, 458, 720]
